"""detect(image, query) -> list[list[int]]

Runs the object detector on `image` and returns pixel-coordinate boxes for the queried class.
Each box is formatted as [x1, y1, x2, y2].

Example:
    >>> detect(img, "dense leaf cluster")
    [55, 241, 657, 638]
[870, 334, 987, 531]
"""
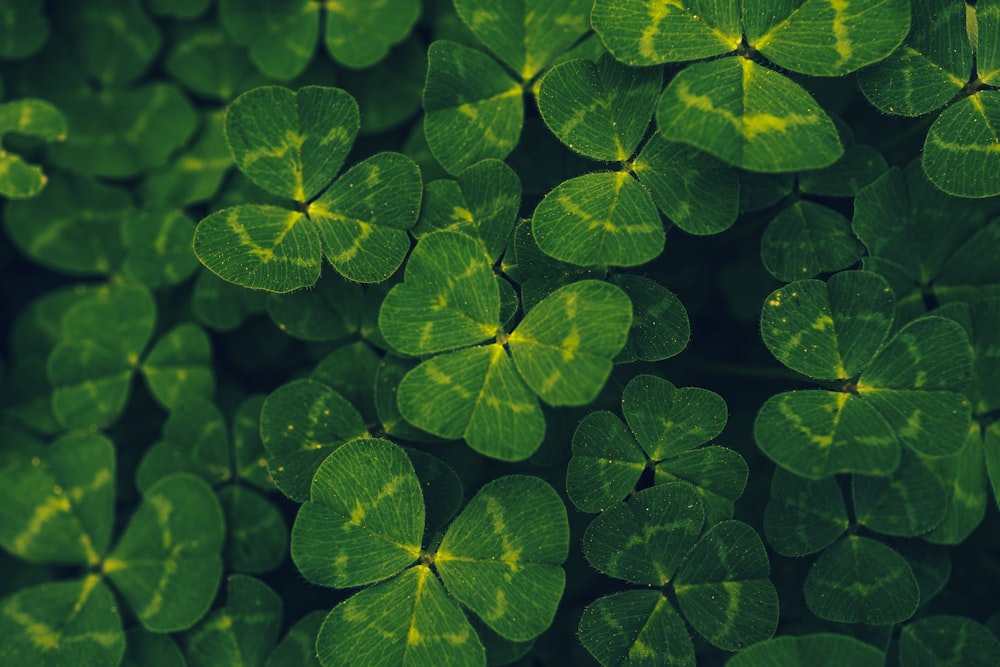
[1, 1, 1000, 666]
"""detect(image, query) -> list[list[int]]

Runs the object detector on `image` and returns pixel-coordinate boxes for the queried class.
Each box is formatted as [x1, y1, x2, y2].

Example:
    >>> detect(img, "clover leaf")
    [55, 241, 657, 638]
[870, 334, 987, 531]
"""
[259, 378, 369, 502]
[853, 163, 1000, 315]
[47, 283, 214, 430]
[413, 158, 521, 263]
[657, 57, 842, 172]
[592, 0, 911, 172]
[0, 97, 65, 198]
[194, 85, 422, 292]
[899, 615, 1000, 666]
[423, 1, 592, 174]
[567, 375, 743, 522]
[379, 230, 631, 460]
[219, 0, 419, 78]
[727, 633, 885, 667]
[182, 575, 283, 667]
[532, 53, 740, 267]
[755, 270, 974, 478]
[0, 435, 225, 664]
[137, 396, 287, 574]
[4, 173, 128, 276]
[0, 576, 125, 666]
[290, 438, 568, 665]
[579, 484, 778, 664]
[762, 464, 937, 625]
[858, 0, 1000, 196]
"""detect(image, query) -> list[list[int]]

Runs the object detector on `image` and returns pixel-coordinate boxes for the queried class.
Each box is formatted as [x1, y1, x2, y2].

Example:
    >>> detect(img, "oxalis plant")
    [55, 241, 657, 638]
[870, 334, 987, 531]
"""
[2, 0, 1000, 665]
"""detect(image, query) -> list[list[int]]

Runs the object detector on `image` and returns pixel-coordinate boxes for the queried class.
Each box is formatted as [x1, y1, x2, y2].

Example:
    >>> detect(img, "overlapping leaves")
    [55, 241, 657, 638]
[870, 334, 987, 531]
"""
[0, 432, 225, 665]
[219, 0, 420, 77]
[193, 85, 422, 292]
[853, 163, 1000, 318]
[47, 283, 214, 430]
[531, 53, 739, 268]
[858, 0, 1000, 197]
[423, 0, 591, 174]
[0, 97, 65, 198]
[591, 0, 911, 172]
[566, 374, 744, 523]
[378, 230, 632, 460]
[755, 270, 974, 478]
[290, 438, 569, 666]
[579, 483, 778, 665]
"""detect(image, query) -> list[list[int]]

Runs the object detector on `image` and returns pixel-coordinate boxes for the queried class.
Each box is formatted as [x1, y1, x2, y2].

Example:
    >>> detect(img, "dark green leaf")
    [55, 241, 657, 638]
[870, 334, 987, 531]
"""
[142, 323, 215, 411]
[454, 0, 591, 80]
[657, 58, 842, 172]
[436, 475, 568, 641]
[611, 274, 691, 363]
[291, 439, 422, 588]
[259, 378, 368, 502]
[566, 411, 646, 514]
[923, 91, 1000, 197]
[633, 135, 740, 235]
[0, 577, 124, 667]
[105, 474, 225, 632]
[725, 633, 884, 667]
[380, 231, 499, 355]
[754, 391, 900, 479]
[852, 453, 948, 537]
[509, 280, 632, 405]
[674, 521, 778, 651]
[219, 486, 288, 574]
[803, 535, 918, 624]
[857, 0, 971, 116]
[578, 590, 694, 667]
[900, 615, 1000, 667]
[183, 575, 283, 667]
[622, 375, 727, 460]
[537, 54, 662, 162]
[584, 483, 705, 586]
[0, 432, 114, 565]
[412, 159, 521, 263]
[747, 0, 911, 76]
[591, 0, 740, 65]
[4, 173, 127, 275]
[531, 171, 665, 267]
[225, 85, 358, 202]
[760, 202, 864, 282]
[316, 566, 485, 666]
[423, 40, 523, 174]
[764, 469, 848, 557]
[324, 0, 420, 69]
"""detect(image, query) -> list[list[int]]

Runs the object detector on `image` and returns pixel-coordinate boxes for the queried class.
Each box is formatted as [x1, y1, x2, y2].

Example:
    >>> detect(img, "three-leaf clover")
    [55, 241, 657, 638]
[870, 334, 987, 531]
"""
[858, 0, 1000, 196]
[592, 0, 912, 172]
[566, 374, 744, 523]
[0, 431, 225, 665]
[578, 483, 778, 665]
[47, 283, 214, 430]
[379, 230, 632, 460]
[423, 0, 592, 174]
[193, 85, 422, 292]
[290, 438, 569, 666]
[755, 270, 974, 478]
[533, 52, 741, 269]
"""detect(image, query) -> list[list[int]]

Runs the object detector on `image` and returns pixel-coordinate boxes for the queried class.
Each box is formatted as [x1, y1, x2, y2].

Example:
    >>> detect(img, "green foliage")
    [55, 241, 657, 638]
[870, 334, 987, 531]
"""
[3, 2, 1000, 666]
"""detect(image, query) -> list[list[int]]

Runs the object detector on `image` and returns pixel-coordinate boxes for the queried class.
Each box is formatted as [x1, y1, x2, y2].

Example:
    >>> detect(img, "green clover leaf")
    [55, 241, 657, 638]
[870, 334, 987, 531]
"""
[194, 85, 422, 291]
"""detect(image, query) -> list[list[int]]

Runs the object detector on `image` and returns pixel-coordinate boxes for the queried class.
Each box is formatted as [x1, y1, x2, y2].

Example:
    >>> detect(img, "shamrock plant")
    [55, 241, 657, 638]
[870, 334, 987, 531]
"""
[3, 1, 1000, 666]
[193, 85, 422, 292]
